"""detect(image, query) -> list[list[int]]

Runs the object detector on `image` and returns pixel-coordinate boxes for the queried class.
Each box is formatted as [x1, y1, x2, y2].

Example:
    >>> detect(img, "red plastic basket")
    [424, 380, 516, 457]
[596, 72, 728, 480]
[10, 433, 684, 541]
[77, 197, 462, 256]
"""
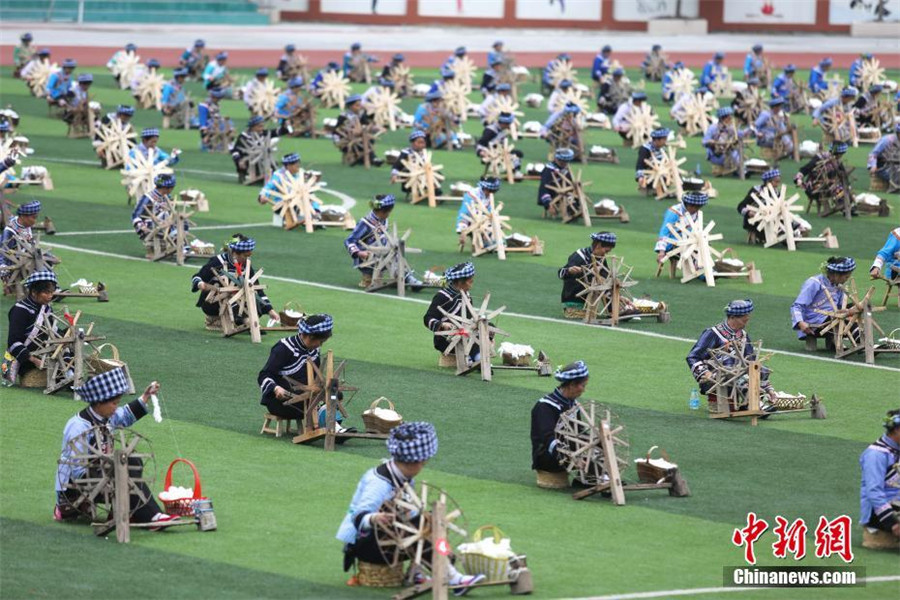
[159, 458, 206, 516]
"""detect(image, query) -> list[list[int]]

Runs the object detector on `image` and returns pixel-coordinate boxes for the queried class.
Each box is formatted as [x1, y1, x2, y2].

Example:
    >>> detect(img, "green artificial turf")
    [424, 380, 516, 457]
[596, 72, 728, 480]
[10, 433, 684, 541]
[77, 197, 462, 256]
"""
[0, 65, 898, 599]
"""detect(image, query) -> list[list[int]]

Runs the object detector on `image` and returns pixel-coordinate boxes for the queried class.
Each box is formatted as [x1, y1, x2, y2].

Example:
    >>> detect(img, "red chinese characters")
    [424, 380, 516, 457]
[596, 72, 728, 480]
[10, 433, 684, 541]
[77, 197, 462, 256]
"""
[772, 516, 808, 560]
[814, 515, 854, 563]
[732, 512, 770, 565]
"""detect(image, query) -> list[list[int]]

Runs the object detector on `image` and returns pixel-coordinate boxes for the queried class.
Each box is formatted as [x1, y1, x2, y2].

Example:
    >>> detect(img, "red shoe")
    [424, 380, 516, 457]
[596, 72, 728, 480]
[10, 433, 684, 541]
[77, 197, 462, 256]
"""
[148, 513, 178, 531]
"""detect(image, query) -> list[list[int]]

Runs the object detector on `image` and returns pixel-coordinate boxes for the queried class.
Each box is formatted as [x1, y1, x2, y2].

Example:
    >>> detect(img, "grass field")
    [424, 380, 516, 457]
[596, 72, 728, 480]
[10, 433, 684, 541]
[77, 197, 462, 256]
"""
[1, 63, 898, 600]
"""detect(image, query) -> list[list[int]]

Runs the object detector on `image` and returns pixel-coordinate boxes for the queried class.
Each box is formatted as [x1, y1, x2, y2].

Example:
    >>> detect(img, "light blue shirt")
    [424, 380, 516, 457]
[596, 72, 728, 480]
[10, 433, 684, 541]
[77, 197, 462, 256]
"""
[859, 435, 900, 527]
[872, 227, 900, 276]
[789, 274, 845, 336]
[336, 461, 412, 545]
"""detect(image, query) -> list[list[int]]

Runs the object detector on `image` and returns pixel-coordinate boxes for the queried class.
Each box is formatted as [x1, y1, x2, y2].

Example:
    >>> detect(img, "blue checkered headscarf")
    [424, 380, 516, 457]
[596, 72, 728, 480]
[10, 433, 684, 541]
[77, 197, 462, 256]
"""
[717, 107, 733, 118]
[371, 194, 395, 210]
[825, 257, 856, 273]
[841, 87, 857, 98]
[445, 262, 475, 281]
[496, 83, 512, 92]
[256, 67, 269, 77]
[425, 91, 443, 102]
[228, 237, 256, 252]
[768, 97, 785, 107]
[62, 59, 77, 69]
[74, 367, 130, 404]
[632, 92, 647, 101]
[479, 177, 501, 192]
[345, 94, 362, 106]
[154, 174, 176, 188]
[387, 422, 438, 463]
[590, 231, 617, 246]
[298, 314, 333, 335]
[141, 128, 159, 138]
[564, 102, 580, 114]
[17, 200, 41, 215]
[282, 153, 300, 165]
[409, 130, 426, 142]
[831, 142, 848, 154]
[497, 112, 515, 124]
[761, 169, 780, 183]
[555, 360, 589, 382]
[24, 270, 56, 287]
[650, 128, 669, 139]
[248, 115, 265, 127]
[555, 148, 575, 162]
[682, 192, 709, 207]
[77, 73, 93, 83]
[117, 105, 135, 116]
[725, 299, 754, 317]
[289, 76, 304, 88]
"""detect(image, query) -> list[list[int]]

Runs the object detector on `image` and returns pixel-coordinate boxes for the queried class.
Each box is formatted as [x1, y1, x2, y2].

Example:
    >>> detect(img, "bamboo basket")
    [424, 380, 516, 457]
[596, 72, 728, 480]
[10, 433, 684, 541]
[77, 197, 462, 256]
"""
[86, 344, 135, 394]
[361, 397, 403, 434]
[877, 328, 900, 350]
[635, 446, 676, 484]
[713, 248, 745, 273]
[19, 367, 47, 388]
[278, 301, 305, 327]
[459, 525, 513, 583]
[357, 561, 404, 587]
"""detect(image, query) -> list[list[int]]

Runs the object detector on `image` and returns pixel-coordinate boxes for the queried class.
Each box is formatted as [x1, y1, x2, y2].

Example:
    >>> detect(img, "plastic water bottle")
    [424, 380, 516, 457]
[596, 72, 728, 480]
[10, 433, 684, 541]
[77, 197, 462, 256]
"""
[689, 389, 700, 411]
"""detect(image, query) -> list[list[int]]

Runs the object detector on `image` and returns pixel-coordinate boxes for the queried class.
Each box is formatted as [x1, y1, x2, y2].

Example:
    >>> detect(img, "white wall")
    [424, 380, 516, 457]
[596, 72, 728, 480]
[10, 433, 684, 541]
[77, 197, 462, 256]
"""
[829, 0, 900, 23]
[322, 0, 407, 16]
[515, 0, 601, 21]
[723, 0, 817, 24]
[418, 0, 504, 18]
[614, 0, 700, 21]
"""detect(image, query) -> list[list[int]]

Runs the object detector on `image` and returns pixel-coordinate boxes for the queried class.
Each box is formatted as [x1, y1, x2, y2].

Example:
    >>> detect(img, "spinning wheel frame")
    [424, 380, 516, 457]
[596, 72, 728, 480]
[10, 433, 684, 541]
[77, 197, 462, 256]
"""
[554, 400, 630, 487]
[318, 71, 351, 109]
[624, 104, 661, 149]
[134, 71, 165, 111]
[395, 150, 444, 207]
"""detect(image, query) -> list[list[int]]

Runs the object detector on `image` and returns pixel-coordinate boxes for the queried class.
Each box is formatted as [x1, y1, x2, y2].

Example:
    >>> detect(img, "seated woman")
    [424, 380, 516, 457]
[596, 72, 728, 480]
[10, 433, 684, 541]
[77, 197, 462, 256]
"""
[870, 227, 900, 283]
[3, 270, 56, 385]
[54, 368, 175, 528]
[336, 421, 484, 593]
[343, 194, 423, 290]
[859, 409, 900, 550]
[654, 192, 707, 265]
[455, 177, 501, 242]
[423, 262, 479, 363]
[686, 299, 776, 412]
[737, 169, 780, 242]
[531, 360, 589, 487]
[558, 232, 616, 319]
[190, 234, 280, 330]
[790, 256, 857, 348]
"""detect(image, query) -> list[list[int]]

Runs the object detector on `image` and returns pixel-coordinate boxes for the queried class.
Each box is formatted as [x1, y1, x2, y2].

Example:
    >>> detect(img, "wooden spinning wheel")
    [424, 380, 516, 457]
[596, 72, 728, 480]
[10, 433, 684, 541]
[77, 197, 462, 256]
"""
[819, 106, 857, 146]
[58, 426, 156, 540]
[709, 72, 734, 98]
[246, 80, 280, 118]
[458, 193, 512, 260]
[140, 200, 206, 265]
[205, 259, 267, 343]
[547, 58, 578, 87]
[357, 222, 415, 297]
[26, 60, 58, 97]
[554, 401, 630, 500]
[67, 100, 97, 139]
[859, 59, 885, 92]
[668, 70, 697, 99]
[94, 120, 136, 170]
[282, 54, 310, 86]
[878, 143, 900, 192]
[395, 150, 445, 207]
[242, 132, 278, 186]
[748, 184, 837, 250]
[483, 96, 523, 140]
[282, 97, 316, 138]
[785, 83, 810, 115]
[391, 64, 414, 97]
[363, 87, 402, 131]
[814, 280, 889, 365]
[436, 292, 509, 381]
[734, 90, 765, 125]
[575, 256, 651, 327]
[805, 156, 854, 218]
[0, 232, 60, 298]
[624, 104, 661, 149]
[121, 151, 173, 201]
[644, 146, 686, 200]
[662, 211, 724, 286]
[551, 88, 589, 116]
[481, 138, 518, 184]
[439, 78, 471, 123]
[334, 117, 381, 168]
[318, 71, 351, 109]
[546, 114, 585, 163]
[110, 52, 142, 89]
[544, 168, 592, 226]
[163, 94, 193, 130]
[134, 71, 164, 110]
[705, 338, 771, 422]
[374, 482, 468, 575]
[30, 310, 112, 395]
[679, 93, 717, 137]
[203, 114, 235, 154]
[450, 56, 477, 94]
[644, 53, 668, 81]
[267, 170, 326, 233]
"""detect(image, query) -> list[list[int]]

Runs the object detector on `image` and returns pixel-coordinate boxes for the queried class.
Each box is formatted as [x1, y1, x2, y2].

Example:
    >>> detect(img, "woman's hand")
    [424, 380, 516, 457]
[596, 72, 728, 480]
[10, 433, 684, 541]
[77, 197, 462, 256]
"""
[798, 321, 813, 335]
[141, 381, 160, 402]
[274, 386, 292, 401]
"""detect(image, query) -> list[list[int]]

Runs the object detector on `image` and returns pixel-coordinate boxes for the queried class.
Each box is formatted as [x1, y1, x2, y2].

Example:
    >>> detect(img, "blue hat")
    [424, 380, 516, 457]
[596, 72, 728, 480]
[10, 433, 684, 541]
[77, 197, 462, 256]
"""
[285, 44, 296, 52]
[24, 270, 56, 287]
[494, 40, 504, 47]
[725, 299, 754, 317]
[558, 53, 571, 61]
[228, 237, 256, 252]
[602, 45, 612, 53]
[174, 68, 188, 77]
[784, 64, 796, 73]
[714, 52, 725, 60]
[125, 43, 137, 52]
[862, 53, 873, 59]
[455, 46, 466, 56]
[564, 102, 581, 114]
[372, 194, 395, 210]
[440, 66, 455, 78]
[194, 39, 205, 47]
[752, 44, 763, 52]
[351, 42, 362, 50]
[74, 367, 131, 404]
[590, 232, 617, 245]
[387, 422, 438, 463]
[282, 153, 300, 165]
[248, 115, 265, 127]
[0, 122, 10, 133]
[216, 52, 228, 60]
[820, 57, 833, 67]
[558, 79, 572, 89]
[496, 83, 512, 92]
[327, 61, 339, 70]
[298, 313, 334, 335]
[555, 360, 589, 382]
[652, 44, 662, 51]
[154, 174, 176, 188]
[682, 192, 709, 206]
[288, 76, 304, 88]
[497, 112, 515, 124]
[393, 53, 404, 61]
[345, 94, 362, 106]
[210, 88, 228, 99]
[425, 90, 443, 102]
[825, 257, 856, 273]
[674, 61, 684, 69]
[17, 200, 41, 215]
[870, 84, 884, 93]
[409, 130, 426, 142]
[717, 107, 733, 118]
[117, 105, 135, 116]
[62, 59, 77, 68]
[445, 262, 476, 281]
[747, 77, 760, 86]
[768, 97, 785, 107]
[841, 87, 857, 98]
[38, 48, 51, 56]
[77, 73, 93, 83]
[141, 127, 159, 138]
[147, 59, 160, 68]
[613, 68, 624, 76]
[761, 169, 780, 182]
[651, 128, 670, 139]
[256, 67, 269, 77]
[555, 147, 576, 162]
[479, 177, 501, 192]
[830, 142, 848, 154]
[21, 33, 32, 41]
[632, 91, 647, 101]
[378, 77, 395, 88]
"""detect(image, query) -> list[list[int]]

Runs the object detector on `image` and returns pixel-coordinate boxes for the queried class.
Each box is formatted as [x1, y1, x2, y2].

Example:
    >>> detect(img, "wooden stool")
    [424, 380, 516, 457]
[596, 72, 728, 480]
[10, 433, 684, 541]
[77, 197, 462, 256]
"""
[357, 561, 404, 587]
[19, 368, 46, 389]
[760, 146, 779, 162]
[536, 470, 569, 489]
[437, 353, 456, 368]
[804, 336, 818, 352]
[862, 527, 900, 550]
[870, 173, 888, 192]
[260, 413, 298, 438]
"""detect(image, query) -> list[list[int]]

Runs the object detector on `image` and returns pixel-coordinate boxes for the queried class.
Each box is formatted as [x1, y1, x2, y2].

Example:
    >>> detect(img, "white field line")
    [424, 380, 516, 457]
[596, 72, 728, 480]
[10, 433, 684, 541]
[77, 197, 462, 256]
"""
[36, 157, 357, 209]
[570, 576, 900, 600]
[41, 242, 900, 374]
